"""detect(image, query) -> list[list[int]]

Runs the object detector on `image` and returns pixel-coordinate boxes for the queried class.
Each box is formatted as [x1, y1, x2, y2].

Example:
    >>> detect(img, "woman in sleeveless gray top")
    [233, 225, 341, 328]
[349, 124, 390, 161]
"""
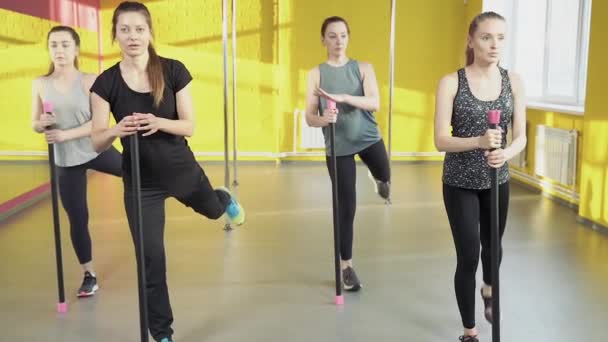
[433, 13, 527, 342]
[305, 16, 391, 292]
[31, 26, 122, 298]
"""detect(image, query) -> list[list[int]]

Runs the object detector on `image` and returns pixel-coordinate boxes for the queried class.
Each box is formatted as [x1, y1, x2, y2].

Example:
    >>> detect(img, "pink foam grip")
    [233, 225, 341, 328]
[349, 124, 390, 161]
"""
[335, 295, 344, 305]
[57, 302, 68, 313]
[487, 110, 501, 125]
[327, 99, 336, 111]
[43, 101, 54, 114]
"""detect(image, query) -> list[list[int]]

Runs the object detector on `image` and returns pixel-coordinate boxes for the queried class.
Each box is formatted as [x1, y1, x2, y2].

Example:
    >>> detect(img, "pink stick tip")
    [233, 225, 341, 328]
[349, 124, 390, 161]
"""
[488, 110, 501, 124]
[57, 302, 68, 313]
[43, 101, 54, 113]
[327, 99, 336, 110]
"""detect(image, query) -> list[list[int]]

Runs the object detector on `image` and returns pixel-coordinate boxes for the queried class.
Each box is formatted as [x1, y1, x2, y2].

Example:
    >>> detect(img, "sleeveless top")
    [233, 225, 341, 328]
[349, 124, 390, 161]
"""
[318, 60, 381, 156]
[41, 73, 98, 167]
[442, 67, 513, 189]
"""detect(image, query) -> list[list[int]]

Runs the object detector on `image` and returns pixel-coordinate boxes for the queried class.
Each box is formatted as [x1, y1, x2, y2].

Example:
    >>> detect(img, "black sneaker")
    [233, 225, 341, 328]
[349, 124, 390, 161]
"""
[342, 267, 362, 292]
[459, 335, 479, 342]
[480, 288, 503, 324]
[77, 271, 99, 298]
[367, 171, 390, 201]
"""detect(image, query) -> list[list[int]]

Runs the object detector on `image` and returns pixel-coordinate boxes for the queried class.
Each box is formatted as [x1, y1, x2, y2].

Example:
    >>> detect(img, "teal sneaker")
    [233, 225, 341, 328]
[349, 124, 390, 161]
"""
[217, 187, 245, 226]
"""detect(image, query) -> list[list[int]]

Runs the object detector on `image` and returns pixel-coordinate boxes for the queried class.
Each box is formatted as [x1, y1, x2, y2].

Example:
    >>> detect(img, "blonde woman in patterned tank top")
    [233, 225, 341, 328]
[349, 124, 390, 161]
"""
[31, 26, 122, 299]
[434, 12, 527, 342]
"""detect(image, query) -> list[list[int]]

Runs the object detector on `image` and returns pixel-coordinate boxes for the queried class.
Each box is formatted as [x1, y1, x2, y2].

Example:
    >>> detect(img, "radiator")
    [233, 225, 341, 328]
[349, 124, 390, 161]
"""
[293, 109, 325, 150]
[534, 125, 578, 186]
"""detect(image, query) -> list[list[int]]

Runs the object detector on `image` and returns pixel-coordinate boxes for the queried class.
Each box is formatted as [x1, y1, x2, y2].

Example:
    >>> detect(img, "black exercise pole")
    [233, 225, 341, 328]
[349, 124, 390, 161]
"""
[43, 101, 67, 314]
[130, 133, 149, 342]
[488, 109, 502, 342]
[327, 99, 344, 306]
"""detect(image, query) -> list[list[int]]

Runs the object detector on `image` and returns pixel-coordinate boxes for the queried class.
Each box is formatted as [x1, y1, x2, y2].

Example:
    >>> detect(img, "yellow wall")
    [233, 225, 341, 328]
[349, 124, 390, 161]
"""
[7, 0, 605, 229]
[97, 0, 470, 161]
[579, 0, 608, 227]
[2, 1, 471, 161]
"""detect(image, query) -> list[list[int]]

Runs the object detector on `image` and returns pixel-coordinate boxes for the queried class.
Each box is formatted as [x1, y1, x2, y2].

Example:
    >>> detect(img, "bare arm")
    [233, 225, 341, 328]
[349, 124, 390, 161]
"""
[316, 62, 380, 112]
[31, 78, 54, 133]
[90, 92, 116, 152]
[503, 71, 527, 160]
[305, 67, 336, 127]
[59, 121, 93, 141]
[434, 73, 483, 152]
[349, 62, 380, 111]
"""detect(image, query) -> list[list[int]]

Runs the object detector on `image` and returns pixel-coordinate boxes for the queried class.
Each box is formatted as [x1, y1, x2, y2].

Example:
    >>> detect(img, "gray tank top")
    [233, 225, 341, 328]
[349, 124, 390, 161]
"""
[442, 67, 514, 189]
[42, 73, 98, 167]
[319, 60, 381, 156]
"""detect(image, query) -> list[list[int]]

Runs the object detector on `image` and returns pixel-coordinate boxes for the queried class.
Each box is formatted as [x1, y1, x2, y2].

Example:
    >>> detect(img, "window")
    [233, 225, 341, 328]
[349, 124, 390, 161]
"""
[482, 0, 592, 111]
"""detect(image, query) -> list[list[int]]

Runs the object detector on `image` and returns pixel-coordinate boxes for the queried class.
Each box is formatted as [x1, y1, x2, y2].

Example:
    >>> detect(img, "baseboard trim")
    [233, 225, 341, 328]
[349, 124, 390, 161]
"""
[510, 168, 579, 207]
[576, 215, 608, 236]
[0, 183, 50, 222]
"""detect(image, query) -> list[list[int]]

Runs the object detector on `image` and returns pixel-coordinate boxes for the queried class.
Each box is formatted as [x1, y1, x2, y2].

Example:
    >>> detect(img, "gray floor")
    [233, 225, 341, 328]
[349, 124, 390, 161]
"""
[1, 162, 607, 341]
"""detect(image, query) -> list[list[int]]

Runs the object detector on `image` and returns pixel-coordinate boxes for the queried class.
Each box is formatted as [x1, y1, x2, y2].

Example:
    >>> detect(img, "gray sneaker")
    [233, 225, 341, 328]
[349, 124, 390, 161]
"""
[77, 271, 98, 298]
[342, 267, 362, 292]
[367, 170, 390, 201]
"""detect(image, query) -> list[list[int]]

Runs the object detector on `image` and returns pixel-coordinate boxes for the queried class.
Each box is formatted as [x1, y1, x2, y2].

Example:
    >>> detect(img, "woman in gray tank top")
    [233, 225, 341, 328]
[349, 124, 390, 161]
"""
[434, 12, 527, 342]
[305, 16, 391, 292]
[31, 26, 122, 299]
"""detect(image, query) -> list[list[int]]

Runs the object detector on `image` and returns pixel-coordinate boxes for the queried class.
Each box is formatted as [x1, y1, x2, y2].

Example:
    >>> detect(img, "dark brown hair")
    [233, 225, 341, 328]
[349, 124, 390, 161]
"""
[45, 26, 80, 76]
[321, 16, 350, 37]
[112, 1, 165, 107]
[466, 11, 505, 66]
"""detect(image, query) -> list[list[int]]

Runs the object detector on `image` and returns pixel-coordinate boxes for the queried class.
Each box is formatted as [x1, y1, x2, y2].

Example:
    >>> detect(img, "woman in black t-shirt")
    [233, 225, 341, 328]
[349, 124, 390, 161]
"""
[90, 2, 245, 341]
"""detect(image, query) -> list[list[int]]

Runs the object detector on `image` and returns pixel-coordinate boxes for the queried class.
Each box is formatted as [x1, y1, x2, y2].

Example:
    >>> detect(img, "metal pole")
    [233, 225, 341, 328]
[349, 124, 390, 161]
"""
[388, 0, 396, 167]
[231, 0, 239, 186]
[222, 0, 232, 231]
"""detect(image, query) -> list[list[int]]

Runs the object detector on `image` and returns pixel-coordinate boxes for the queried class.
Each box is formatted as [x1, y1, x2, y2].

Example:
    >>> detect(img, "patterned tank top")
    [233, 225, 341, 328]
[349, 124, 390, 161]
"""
[442, 67, 514, 189]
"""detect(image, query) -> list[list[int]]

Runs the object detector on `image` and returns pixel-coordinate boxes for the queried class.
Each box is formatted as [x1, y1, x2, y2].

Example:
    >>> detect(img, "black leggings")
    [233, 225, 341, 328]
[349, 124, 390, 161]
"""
[443, 182, 510, 329]
[325, 139, 390, 261]
[57, 146, 122, 265]
[123, 165, 230, 341]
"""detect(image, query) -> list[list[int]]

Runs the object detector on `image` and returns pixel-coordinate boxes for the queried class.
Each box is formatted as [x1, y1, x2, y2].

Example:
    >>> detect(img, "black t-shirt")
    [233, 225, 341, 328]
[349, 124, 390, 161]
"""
[91, 57, 201, 196]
